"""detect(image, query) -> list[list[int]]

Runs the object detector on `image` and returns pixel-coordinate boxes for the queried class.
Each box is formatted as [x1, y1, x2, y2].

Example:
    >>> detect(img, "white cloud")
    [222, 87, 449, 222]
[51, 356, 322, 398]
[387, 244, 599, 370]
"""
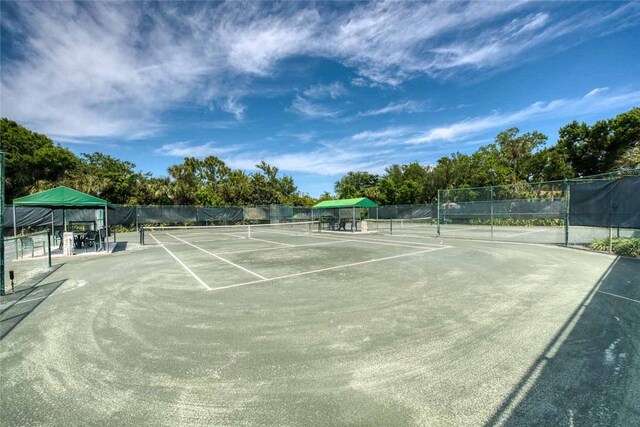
[219, 97, 246, 120]
[155, 141, 239, 158]
[408, 88, 640, 144]
[351, 126, 416, 142]
[303, 82, 347, 99]
[287, 96, 341, 119]
[276, 131, 318, 143]
[224, 147, 392, 176]
[1, 1, 638, 139]
[358, 101, 426, 117]
[584, 87, 609, 98]
[207, 86, 640, 175]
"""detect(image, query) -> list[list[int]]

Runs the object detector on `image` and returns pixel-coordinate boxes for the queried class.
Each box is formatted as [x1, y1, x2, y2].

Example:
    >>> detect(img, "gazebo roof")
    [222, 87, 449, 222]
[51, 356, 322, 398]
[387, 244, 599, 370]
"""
[312, 197, 378, 209]
[13, 186, 114, 209]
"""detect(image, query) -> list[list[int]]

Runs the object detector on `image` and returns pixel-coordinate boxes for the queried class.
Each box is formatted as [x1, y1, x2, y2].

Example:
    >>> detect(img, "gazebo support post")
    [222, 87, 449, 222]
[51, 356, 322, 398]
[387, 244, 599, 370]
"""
[12, 204, 17, 237]
[51, 210, 55, 241]
[352, 207, 355, 232]
[12, 204, 18, 258]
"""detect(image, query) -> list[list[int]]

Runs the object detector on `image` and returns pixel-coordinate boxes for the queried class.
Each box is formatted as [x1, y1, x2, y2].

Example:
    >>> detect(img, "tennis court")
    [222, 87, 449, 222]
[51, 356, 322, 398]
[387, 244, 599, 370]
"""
[1, 223, 639, 425]
[367, 218, 639, 246]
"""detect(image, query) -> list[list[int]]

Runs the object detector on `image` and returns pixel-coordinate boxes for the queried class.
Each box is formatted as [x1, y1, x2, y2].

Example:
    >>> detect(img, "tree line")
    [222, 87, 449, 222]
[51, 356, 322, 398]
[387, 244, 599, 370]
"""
[1, 107, 638, 206]
[0, 118, 315, 206]
[333, 107, 639, 204]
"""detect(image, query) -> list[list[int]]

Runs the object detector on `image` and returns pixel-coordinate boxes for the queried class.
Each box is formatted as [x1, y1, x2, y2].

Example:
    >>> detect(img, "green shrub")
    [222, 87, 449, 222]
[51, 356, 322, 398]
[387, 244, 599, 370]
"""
[467, 218, 563, 227]
[589, 237, 640, 257]
[110, 224, 137, 233]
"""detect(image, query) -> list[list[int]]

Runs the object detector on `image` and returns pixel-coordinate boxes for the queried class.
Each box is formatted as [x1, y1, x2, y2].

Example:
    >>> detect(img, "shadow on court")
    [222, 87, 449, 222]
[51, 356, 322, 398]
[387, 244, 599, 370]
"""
[0, 265, 66, 340]
[486, 256, 640, 426]
[111, 241, 128, 253]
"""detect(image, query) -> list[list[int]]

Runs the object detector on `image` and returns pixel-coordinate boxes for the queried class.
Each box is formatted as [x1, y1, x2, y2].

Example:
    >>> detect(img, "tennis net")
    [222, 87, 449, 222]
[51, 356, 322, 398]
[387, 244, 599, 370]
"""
[392, 217, 433, 229]
[141, 221, 320, 244]
[3, 231, 52, 292]
[364, 217, 433, 235]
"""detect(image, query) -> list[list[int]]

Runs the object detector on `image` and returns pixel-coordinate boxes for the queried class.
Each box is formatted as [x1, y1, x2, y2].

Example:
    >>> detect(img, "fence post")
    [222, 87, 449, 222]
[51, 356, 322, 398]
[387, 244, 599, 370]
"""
[564, 179, 569, 247]
[0, 151, 4, 296]
[436, 189, 441, 236]
[490, 186, 494, 238]
[608, 227, 613, 253]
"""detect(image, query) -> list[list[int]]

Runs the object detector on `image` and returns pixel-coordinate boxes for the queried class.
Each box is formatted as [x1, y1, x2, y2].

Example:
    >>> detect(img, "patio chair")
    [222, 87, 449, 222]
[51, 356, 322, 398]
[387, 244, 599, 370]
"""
[20, 237, 46, 258]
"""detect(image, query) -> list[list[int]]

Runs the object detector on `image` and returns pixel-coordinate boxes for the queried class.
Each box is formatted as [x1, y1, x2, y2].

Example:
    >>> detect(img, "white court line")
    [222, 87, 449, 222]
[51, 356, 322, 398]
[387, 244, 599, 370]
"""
[216, 239, 352, 255]
[597, 290, 640, 304]
[208, 246, 451, 292]
[440, 227, 479, 232]
[266, 229, 443, 249]
[314, 233, 444, 249]
[167, 233, 267, 280]
[503, 229, 548, 238]
[248, 236, 295, 247]
[148, 233, 212, 291]
[224, 233, 246, 239]
[390, 233, 435, 239]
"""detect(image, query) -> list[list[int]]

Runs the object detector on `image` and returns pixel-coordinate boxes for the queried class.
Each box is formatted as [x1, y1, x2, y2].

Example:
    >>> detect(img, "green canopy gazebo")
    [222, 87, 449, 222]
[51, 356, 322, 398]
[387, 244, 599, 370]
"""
[312, 197, 378, 232]
[12, 186, 115, 251]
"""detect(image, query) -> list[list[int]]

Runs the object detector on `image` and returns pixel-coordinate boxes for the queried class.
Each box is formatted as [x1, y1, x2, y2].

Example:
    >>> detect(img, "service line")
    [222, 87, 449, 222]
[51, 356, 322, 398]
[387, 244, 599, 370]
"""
[216, 239, 352, 255]
[208, 246, 451, 292]
[267, 228, 443, 249]
[503, 229, 548, 238]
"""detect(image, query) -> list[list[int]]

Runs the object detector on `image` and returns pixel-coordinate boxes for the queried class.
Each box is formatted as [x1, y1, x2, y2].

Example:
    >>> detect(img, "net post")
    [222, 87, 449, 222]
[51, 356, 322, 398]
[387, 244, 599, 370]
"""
[436, 189, 441, 236]
[490, 186, 494, 238]
[563, 179, 569, 247]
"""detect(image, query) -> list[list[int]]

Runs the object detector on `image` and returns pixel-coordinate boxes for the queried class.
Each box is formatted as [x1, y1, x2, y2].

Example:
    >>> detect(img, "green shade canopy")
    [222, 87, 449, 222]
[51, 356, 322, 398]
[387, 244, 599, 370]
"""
[312, 197, 378, 209]
[13, 186, 114, 209]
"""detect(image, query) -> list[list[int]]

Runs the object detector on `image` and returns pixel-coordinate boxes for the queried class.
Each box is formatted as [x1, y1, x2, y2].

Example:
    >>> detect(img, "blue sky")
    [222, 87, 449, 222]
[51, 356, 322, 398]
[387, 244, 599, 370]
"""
[1, 1, 639, 197]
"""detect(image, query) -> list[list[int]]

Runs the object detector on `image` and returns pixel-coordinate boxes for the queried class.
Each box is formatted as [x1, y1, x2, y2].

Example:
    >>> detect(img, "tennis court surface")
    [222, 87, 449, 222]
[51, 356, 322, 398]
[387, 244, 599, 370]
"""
[1, 224, 639, 426]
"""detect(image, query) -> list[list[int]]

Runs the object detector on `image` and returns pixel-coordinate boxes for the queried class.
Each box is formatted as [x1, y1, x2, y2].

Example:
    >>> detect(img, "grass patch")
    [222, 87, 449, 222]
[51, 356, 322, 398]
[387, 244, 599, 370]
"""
[589, 237, 640, 257]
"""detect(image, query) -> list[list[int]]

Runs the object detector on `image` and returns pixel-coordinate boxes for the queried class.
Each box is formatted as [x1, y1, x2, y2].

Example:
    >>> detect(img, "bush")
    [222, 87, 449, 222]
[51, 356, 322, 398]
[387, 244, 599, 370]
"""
[467, 218, 563, 227]
[590, 237, 640, 257]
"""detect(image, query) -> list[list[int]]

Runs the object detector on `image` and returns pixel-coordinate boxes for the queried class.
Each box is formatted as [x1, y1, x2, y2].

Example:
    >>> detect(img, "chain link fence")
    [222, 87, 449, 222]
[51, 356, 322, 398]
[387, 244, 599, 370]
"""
[3, 204, 316, 235]
[4, 171, 638, 250]
[436, 175, 640, 246]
